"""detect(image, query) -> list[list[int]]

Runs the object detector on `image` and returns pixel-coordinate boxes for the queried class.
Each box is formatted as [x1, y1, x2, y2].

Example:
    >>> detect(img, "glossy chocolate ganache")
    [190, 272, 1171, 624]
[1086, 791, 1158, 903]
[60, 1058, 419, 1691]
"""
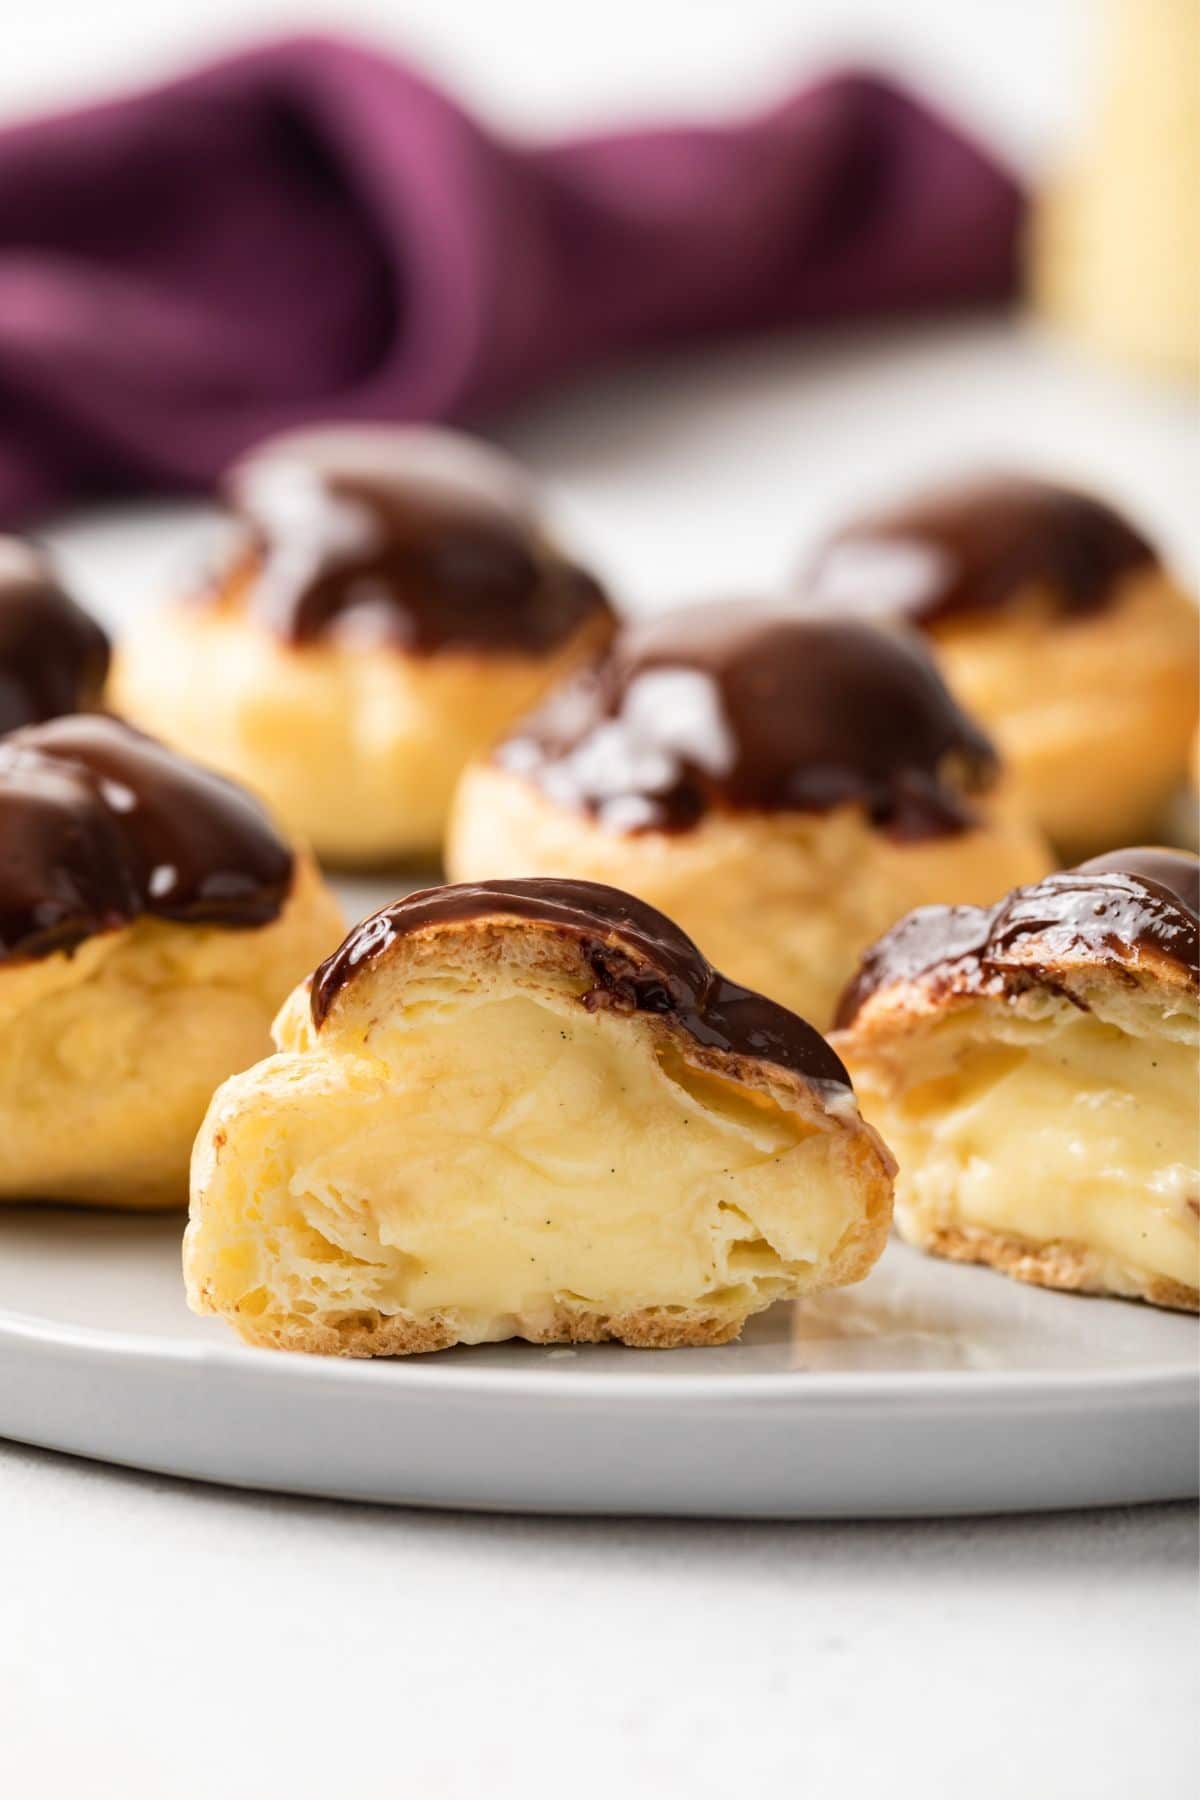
[836, 847, 1200, 1026]
[0, 716, 294, 962]
[311, 877, 852, 1091]
[0, 537, 110, 734]
[802, 476, 1156, 628]
[496, 606, 998, 839]
[213, 427, 611, 654]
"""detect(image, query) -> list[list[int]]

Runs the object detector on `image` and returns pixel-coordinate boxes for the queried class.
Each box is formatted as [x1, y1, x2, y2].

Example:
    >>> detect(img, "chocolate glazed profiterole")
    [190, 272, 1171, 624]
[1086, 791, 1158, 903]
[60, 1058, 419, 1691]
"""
[805, 476, 1156, 627]
[835, 847, 1200, 1311]
[110, 426, 615, 866]
[186, 877, 895, 1356]
[801, 474, 1200, 855]
[0, 716, 343, 1209]
[0, 537, 110, 734]
[447, 606, 1052, 1027]
[223, 430, 608, 654]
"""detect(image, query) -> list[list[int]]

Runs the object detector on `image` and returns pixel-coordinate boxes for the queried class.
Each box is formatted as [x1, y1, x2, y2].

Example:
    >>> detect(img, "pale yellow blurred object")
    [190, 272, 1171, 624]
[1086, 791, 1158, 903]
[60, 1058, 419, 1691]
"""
[1034, 0, 1200, 385]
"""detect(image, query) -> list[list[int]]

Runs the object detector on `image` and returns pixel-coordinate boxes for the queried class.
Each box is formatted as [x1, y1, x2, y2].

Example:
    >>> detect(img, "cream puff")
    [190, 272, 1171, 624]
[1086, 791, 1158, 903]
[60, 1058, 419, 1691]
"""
[447, 607, 1051, 1029]
[801, 474, 1199, 857]
[835, 847, 1199, 1310]
[110, 425, 615, 865]
[0, 536, 109, 733]
[0, 715, 343, 1209]
[184, 878, 895, 1355]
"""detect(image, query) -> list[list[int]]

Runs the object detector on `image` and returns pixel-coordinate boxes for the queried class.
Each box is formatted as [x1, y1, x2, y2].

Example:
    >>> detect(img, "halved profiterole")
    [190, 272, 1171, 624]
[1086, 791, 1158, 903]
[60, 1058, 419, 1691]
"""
[185, 879, 896, 1354]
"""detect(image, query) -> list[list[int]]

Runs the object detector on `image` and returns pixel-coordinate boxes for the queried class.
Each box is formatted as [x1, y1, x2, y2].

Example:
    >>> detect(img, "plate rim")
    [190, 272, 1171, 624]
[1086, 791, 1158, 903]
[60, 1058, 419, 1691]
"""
[3, 1300, 1196, 1410]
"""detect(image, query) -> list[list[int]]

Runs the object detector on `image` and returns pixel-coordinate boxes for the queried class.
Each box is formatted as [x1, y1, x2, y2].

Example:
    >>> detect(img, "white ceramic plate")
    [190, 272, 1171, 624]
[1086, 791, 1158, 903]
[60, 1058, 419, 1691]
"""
[2, 868, 1197, 1520]
[1, 1205, 1195, 1517]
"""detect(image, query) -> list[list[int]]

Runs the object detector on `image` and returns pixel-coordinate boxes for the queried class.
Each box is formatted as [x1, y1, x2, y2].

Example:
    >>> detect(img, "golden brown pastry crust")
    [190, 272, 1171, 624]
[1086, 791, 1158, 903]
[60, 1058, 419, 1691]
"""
[911, 1221, 1198, 1313]
[188, 1298, 751, 1358]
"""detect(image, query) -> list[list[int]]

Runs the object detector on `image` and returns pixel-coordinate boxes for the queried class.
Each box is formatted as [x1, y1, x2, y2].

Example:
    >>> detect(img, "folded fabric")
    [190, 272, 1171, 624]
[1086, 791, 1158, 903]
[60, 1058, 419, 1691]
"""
[0, 35, 1023, 525]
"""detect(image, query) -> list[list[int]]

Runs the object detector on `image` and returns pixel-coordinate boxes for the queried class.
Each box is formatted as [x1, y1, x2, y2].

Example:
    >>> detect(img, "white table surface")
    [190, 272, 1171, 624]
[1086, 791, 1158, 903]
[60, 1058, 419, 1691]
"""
[2, 3, 1198, 1794]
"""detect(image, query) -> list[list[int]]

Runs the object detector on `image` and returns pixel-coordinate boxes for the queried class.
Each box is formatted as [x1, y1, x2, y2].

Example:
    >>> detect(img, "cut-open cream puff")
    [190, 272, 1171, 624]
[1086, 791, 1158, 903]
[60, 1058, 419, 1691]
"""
[835, 847, 1199, 1310]
[185, 879, 895, 1354]
[0, 716, 342, 1209]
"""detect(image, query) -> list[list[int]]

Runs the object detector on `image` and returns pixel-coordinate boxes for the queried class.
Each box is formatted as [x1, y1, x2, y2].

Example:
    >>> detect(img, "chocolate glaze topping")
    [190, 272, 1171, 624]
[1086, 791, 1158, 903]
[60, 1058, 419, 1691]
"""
[311, 877, 852, 1091]
[214, 427, 611, 654]
[0, 716, 294, 962]
[0, 538, 110, 734]
[496, 606, 998, 839]
[836, 846, 1200, 1027]
[803, 476, 1156, 629]
[1074, 848, 1200, 922]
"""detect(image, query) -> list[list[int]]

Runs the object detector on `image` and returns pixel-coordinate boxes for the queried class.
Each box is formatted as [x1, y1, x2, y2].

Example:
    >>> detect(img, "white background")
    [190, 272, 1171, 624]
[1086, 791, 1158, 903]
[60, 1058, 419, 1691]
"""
[2, 3, 1198, 1796]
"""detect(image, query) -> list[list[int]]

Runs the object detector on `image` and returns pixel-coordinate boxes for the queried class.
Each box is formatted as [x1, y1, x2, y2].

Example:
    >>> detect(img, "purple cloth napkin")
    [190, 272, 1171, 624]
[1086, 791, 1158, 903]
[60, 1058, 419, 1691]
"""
[0, 36, 1023, 525]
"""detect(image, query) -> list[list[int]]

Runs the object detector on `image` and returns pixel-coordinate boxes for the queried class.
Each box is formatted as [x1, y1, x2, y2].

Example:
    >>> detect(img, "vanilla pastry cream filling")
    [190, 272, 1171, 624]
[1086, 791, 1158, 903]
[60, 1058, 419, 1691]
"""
[859, 1009, 1199, 1295]
[188, 978, 870, 1345]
